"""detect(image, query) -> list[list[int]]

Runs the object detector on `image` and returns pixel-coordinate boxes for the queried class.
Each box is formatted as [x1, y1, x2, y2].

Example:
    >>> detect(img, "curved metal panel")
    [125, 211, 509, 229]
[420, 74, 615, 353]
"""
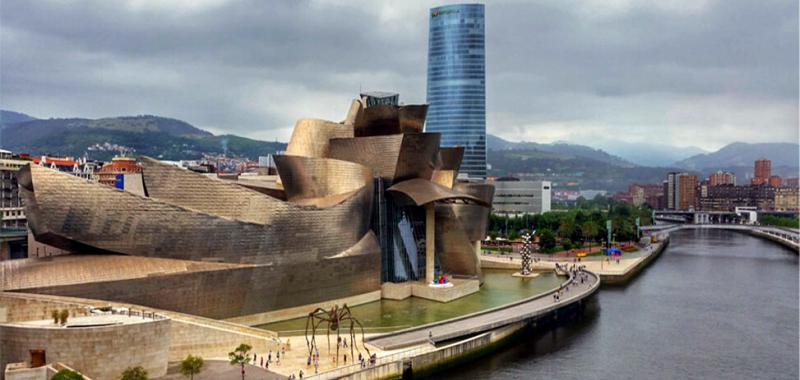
[387, 178, 489, 207]
[353, 104, 428, 137]
[343, 99, 363, 126]
[274, 155, 373, 202]
[431, 170, 456, 189]
[398, 105, 427, 134]
[395, 133, 441, 182]
[21, 164, 374, 266]
[285, 118, 353, 158]
[435, 204, 482, 278]
[329, 134, 404, 180]
[438, 147, 464, 171]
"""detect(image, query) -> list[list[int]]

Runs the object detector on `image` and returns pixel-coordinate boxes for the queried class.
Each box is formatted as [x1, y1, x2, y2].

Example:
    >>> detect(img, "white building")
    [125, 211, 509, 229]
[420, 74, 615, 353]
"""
[491, 178, 551, 215]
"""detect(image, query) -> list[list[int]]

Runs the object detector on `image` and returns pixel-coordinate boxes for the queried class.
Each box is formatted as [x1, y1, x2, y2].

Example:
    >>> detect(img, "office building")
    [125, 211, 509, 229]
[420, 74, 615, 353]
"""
[709, 170, 736, 186]
[665, 172, 697, 210]
[752, 159, 771, 185]
[426, 3, 486, 179]
[491, 178, 551, 215]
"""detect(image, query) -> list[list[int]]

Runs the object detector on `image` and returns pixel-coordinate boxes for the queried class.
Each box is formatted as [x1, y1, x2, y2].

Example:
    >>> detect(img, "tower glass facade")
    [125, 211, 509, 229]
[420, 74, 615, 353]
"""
[426, 3, 486, 179]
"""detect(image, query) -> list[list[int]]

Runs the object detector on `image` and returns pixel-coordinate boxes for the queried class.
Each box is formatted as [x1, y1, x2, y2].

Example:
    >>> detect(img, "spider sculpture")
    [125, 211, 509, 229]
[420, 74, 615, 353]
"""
[305, 304, 370, 365]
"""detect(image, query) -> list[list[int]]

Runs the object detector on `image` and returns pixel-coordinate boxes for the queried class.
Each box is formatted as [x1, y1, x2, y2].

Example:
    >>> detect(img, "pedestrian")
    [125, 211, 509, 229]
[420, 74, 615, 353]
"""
[344, 353, 347, 364]
[300, 369, 304, 379]
[268, 351, 272, 363]
[254, 353, 257, 362]
[260, 357, 264, 367]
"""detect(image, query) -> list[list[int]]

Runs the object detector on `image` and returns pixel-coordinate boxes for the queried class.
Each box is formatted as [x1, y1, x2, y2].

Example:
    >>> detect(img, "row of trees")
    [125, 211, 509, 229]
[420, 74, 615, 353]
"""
[760, 215, 800, 228]
[50, 354, 206, 380]
[489, 197, 653, 252]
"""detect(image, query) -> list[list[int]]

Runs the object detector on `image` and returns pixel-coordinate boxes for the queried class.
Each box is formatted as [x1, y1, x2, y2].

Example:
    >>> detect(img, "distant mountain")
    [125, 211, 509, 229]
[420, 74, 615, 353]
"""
[0, 110, 37, 125]
[488, 148, 684, 192]
[487, 134, 635, 168]
[0, 112, 286, 161]
[597, 141, 707, 167]
[674, 142, 799, 171]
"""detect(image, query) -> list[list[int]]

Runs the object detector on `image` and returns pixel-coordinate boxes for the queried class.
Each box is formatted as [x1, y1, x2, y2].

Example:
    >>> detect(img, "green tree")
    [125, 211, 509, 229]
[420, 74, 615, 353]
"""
[581, 221, 599, 251]
[557, 221, 575, 240]
[228, 343, 252, 380]
[58, 309, 69, 325]
[51, 309, 60, 325]
[180, 355, 204, 380]
[52, 369, 84, 380]
[120, 366, 148, 380]
[537, 229, 557, 251]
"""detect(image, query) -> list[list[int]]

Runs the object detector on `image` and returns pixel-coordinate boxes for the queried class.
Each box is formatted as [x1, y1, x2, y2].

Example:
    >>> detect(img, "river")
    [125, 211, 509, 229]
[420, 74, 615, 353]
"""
[435, 229, 799, 379]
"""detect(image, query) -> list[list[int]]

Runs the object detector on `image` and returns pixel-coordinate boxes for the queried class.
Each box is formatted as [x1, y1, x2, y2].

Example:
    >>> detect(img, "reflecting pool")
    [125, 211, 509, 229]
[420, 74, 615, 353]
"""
[259, 269, 563, 335]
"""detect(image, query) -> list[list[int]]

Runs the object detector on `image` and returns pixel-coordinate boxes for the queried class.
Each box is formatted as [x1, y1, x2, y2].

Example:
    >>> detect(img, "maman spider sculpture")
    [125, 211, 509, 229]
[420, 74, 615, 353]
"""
[305, 304, 370, 364]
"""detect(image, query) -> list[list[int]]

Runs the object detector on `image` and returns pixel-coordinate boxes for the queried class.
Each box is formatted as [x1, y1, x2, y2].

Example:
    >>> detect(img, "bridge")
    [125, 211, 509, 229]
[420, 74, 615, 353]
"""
[654, 209, 798, 225]
[641, 224, 799, 251]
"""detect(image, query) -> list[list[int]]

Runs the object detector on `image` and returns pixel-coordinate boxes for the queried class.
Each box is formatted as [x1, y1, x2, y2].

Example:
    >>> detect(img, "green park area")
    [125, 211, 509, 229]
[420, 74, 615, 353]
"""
[486, 196, 652, 254]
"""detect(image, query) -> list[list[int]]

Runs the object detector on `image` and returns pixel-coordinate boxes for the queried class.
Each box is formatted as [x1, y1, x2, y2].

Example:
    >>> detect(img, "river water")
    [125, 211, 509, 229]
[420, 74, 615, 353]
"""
[436, 229, 799, 379]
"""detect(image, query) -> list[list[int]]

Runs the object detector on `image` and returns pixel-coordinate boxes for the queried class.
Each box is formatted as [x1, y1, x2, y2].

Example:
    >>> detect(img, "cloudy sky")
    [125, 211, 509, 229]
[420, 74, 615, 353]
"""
[1, 0, 797, 150]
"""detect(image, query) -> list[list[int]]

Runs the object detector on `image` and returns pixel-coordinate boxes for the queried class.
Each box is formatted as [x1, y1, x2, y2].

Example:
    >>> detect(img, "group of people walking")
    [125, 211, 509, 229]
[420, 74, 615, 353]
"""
[553, 265, 589, 303]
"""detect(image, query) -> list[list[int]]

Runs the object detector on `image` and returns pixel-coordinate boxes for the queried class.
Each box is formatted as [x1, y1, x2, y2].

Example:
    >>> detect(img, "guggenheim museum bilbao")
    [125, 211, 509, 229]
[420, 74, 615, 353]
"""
[1, 94, 494, 323]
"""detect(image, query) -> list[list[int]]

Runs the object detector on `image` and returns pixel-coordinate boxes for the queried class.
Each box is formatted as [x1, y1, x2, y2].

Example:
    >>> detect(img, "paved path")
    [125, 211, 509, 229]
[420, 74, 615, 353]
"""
[366, 270, 599, 350]
[158, 360, 284, 380]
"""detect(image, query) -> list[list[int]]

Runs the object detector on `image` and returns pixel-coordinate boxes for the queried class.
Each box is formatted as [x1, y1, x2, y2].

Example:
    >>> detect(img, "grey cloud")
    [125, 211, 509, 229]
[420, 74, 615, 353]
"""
[0, 0, 796, 149]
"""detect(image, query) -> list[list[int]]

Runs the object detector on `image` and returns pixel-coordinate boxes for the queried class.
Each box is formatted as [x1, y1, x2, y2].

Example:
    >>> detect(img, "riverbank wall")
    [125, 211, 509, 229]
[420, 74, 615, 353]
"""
[600, 239, 669, 285]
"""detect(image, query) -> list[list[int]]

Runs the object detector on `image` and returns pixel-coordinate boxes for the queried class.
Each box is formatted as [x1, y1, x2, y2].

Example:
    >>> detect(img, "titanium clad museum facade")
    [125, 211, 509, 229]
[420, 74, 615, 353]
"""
[426, 3, 487, 179]
[2, 94, 493, 322]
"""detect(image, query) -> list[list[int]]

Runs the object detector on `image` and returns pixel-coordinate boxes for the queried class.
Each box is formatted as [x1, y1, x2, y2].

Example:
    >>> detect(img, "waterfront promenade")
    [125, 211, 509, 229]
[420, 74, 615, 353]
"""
[367, 270, 599, 350]
[482, 241, 667, 284]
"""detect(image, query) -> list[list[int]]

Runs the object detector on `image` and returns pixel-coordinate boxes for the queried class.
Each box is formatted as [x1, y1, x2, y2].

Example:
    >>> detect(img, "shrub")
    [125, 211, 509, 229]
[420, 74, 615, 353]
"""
[52, 369, 84, 380]
[120, 366, 148, 380]
[58, 309, 69, 325]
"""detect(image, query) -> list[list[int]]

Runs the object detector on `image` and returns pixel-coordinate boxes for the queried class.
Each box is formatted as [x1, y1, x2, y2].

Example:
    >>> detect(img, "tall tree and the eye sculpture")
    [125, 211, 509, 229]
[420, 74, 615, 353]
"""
[305, 304, 371, 364]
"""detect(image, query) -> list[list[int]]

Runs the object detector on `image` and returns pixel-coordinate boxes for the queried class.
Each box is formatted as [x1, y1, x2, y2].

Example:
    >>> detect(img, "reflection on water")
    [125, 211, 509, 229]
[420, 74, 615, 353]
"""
[433, 229, 799, 380]
[259, 270, 563, 334]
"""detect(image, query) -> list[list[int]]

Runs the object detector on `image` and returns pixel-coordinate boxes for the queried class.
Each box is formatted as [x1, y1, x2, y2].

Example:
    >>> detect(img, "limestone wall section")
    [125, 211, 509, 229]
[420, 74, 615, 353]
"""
[0, 293, 278, 370]
[0, 318, 170, 380]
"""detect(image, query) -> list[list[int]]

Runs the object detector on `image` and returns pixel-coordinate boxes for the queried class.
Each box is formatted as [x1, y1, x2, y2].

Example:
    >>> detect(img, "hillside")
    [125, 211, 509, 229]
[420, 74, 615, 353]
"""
[0, 110, 37, 125]
[488, 149, 684, 192]
[596, 141, 707, 167]
[487, 134, 635, 167]
[0, 112, 286, 161]
[674, 142, 799, 170]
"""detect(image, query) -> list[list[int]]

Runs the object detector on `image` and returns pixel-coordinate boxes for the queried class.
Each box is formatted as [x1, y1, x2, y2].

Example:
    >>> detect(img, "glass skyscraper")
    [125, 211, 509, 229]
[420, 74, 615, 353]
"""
[426, 3, 486, 179]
